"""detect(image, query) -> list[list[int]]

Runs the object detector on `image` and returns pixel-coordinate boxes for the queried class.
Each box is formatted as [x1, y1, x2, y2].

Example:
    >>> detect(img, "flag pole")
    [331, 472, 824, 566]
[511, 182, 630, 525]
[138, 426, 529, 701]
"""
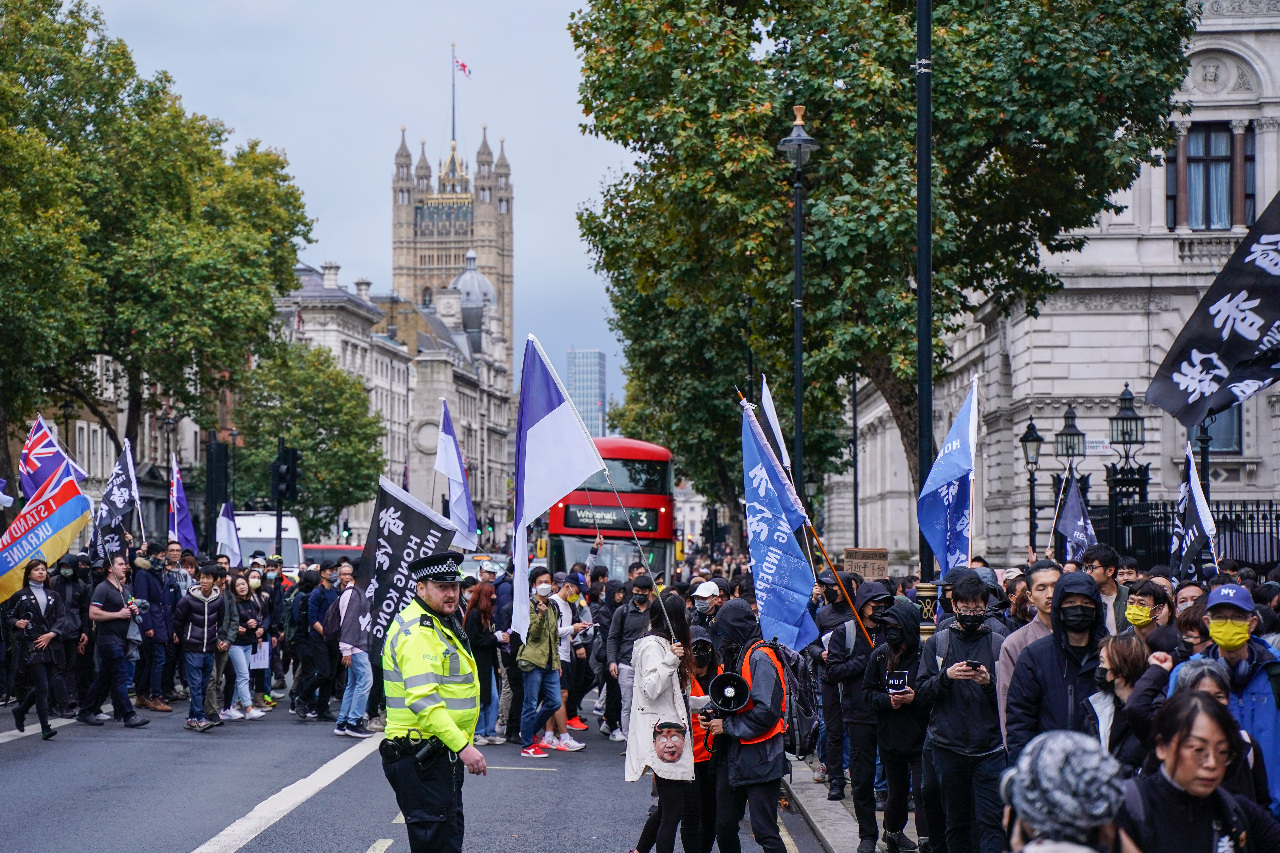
[601, 468, 676, 638]
[451, 42, 456, 143]
[967, 376, 978, 567]
[1048, 464, 1071, 547]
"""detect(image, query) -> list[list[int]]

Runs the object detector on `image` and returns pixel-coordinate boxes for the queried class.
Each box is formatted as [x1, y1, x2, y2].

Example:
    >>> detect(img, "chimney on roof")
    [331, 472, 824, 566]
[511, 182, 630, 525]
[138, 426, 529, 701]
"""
[321, 262, 340, 289]
[387, 323, 398, 342]
[355, 277, 372, 303]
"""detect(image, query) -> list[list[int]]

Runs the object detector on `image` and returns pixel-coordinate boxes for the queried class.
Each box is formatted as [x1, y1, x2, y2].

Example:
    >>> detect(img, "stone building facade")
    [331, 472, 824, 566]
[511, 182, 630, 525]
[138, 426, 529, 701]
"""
[824, 6, 1280, 572]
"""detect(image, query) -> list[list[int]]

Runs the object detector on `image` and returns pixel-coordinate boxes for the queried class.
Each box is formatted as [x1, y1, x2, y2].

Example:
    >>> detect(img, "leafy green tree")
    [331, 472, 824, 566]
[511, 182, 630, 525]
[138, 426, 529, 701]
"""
[573, 0, 1194, 492]
[234, 342, 385, 541]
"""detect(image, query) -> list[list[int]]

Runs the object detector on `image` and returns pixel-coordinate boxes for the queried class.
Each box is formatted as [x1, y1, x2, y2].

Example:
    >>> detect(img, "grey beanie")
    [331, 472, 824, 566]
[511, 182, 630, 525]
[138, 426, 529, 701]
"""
[1001, 731, 1124, 843]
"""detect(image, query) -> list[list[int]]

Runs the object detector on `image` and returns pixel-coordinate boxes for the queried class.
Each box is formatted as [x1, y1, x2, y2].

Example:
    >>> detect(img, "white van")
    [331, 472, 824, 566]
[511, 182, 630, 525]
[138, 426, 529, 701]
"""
[234, 511, 304, 571]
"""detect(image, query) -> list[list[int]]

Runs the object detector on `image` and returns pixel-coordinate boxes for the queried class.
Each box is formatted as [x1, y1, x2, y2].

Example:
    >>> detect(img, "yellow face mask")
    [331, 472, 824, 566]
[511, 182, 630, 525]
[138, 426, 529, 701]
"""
[1207, 619, 1251, 652]
[566, 591, 580, 604]
[1124, 603, 1155, 628]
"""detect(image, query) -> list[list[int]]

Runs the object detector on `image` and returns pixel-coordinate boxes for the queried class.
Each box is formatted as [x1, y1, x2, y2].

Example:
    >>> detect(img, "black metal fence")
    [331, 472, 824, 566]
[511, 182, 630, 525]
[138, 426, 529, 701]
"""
[1068, 500, 1280, 571]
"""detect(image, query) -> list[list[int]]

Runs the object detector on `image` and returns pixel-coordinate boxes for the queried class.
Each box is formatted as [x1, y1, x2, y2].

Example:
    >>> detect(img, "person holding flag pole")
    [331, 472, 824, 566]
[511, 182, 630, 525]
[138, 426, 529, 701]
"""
[434, 398, 478, 552]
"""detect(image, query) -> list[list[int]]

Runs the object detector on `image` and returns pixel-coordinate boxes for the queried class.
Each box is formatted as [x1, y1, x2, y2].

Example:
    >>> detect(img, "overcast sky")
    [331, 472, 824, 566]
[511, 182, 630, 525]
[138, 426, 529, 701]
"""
[94, 0, 629, 401]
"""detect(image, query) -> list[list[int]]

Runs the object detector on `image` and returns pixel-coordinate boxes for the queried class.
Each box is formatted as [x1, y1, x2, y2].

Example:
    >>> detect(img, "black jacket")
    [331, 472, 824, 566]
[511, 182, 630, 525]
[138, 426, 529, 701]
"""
[1005, 571, 1106, 761]
[862, 601, 930, 757]
[1116, 770, 1280, 853]
[48, 574, 88, 637]
[7, 585, 68, 666]
[716, 600, 788, 786]
[824, 583, 888, 725]
[1082, 690, 1146, 774]
[172, 588, 231, 653]
[606, 598, 650, 666]
[464, 608, 501, 707]
[916, 621, 1004, 756]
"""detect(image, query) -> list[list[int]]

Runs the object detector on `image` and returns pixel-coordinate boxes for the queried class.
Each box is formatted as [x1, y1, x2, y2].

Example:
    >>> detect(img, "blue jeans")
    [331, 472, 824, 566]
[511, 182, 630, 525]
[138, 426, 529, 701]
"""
[227, 645, 253, 710]
[520, 666, 561, 748]
[337, 650, 372, 726]
[930, 746, 1007, 853]
[477, 670, 500, 737]
[184, 651, 215, 721]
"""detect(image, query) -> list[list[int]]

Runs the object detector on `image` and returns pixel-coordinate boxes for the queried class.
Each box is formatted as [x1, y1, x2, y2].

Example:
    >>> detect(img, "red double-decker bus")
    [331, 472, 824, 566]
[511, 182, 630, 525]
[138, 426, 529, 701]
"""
[546, 437, 675, 581]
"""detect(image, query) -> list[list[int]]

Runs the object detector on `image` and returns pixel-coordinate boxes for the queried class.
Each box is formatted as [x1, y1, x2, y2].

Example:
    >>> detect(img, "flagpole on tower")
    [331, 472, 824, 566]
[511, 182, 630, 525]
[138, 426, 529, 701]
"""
[451, 42, 456, 142]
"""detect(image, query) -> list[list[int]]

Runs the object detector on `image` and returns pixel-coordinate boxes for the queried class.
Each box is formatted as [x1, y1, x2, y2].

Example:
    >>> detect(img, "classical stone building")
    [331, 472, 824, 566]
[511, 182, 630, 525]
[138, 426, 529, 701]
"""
[282, 262, 414, 546]
[824, 7, 1280, 572]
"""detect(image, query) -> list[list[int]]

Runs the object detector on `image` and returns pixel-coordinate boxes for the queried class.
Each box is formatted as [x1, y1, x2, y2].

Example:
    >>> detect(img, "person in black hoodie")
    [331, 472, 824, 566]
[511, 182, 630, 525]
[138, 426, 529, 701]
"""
[1005, 571, 1106, 762]
[704, 599, 788, 853]
[825, 580, 891, 849]
[863, 600, 929, 852]
[916, 573, 1005, 853]
[807, 569, 856, 798]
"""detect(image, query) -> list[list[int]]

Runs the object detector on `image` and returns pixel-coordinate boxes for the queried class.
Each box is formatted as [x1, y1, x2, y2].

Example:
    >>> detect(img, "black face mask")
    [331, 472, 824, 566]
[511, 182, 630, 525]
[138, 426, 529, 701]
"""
[1093, 666, 1114, 693]
[1176, 639, 1196, 661]
[823, 588, 840, 605]
[884, 626, 906, 646]
[957, 613, 985, 632]
[1060, 605, 1096, 633]
[633, 593, 650, 606]
[939, 596, 955, 614]
[694, 651, 714, 668]
[868, 603, 889, 624]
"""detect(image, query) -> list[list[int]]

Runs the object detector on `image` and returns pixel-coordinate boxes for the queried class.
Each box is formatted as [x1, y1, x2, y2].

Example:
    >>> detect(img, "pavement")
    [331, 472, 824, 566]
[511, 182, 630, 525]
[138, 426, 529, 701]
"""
[0, 692, 827, 853]
[782, 755, 923, 853]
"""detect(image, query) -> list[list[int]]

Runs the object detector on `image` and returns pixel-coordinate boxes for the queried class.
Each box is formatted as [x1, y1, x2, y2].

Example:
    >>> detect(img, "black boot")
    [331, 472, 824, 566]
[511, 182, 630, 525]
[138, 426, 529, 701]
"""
[827, 778, 846, 801]
[12, 707, 24, 732]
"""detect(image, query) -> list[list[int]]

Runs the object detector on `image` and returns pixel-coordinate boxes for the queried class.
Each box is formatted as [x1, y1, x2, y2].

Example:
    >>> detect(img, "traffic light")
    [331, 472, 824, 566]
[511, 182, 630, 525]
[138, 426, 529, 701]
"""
[272, 446, 301, 502]
[486, 516, 494, 533]
[341, 520, 351, 541]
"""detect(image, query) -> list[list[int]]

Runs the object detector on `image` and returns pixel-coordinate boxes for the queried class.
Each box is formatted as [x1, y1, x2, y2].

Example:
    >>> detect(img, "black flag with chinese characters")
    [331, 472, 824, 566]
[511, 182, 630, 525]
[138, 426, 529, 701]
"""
[1147, 192, 1280, 428]
[355, 476, 456, 644]
[91, 441, 141, 560]
[1171, 443, 1218, 581]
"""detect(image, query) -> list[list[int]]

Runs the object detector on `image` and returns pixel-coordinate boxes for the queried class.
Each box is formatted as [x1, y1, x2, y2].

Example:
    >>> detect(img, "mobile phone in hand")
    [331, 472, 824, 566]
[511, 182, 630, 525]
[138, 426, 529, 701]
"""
[965, 660, 983, 670]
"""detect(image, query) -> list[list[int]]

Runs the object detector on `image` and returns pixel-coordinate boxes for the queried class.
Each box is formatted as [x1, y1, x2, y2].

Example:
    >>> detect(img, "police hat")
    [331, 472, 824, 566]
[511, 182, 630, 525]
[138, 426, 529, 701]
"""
[408, 552, 465, 584]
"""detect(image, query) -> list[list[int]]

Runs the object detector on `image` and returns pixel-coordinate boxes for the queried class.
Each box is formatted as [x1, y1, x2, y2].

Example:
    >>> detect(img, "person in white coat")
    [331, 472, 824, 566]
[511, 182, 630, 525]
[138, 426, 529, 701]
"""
[626, 593, 697, 853]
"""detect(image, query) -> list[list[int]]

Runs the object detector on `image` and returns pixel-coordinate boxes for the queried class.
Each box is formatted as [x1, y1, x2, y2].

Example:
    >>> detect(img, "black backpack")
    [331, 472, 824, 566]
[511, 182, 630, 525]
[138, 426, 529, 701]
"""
[751, 639, 821, 758]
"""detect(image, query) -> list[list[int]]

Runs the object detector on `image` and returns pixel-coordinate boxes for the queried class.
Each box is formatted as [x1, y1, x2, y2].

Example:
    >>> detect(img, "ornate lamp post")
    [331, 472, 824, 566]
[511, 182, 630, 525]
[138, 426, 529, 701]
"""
[777, 106, 819, 502]
[1106, 383, 1149, 554]
[1019, 418, 1044, 551]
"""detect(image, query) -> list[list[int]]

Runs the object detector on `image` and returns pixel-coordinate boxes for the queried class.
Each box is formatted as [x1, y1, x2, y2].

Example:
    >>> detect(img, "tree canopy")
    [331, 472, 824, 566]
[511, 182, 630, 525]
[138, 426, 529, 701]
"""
[573, 0, 1195, 499]
[234, 342, 385, 542]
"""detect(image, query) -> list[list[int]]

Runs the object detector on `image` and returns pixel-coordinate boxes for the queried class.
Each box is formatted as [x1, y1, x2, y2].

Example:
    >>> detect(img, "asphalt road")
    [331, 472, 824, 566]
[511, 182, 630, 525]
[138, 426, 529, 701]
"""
[0, 697, 825, 853]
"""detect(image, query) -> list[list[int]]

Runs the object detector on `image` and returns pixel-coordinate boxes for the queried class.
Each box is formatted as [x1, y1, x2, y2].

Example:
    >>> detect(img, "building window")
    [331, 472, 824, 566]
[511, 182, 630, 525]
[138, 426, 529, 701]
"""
[498, 176, 506, 188]
[1206, 402, 1242, 454]
[1169, 123, 1256, 231]
[498, 199, 508, 214]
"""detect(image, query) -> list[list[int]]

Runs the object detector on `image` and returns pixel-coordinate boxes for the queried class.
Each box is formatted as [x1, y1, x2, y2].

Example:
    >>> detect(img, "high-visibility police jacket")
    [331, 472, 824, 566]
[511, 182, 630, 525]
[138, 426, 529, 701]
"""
[382, 597, 480, 753]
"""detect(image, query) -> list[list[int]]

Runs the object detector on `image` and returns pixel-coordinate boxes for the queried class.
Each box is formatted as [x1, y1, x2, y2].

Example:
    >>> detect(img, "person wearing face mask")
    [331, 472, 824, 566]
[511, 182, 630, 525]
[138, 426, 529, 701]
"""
[132, 555, 176, 713]
[690, 581, 720, 630]
[518, 567, 564, 757]
[609, 574, 655, 739]
[544, 571, 589, 751]
[1176, 579, 1207, 616]
[1083, 633, 1148, 774]
[824, 581, 891, 848]
[1119, 579, 1178, 654]
[48, 556, 88, 716]
[862, 601, 929, 852]
[1167, 584, 1280, 818]
[806, 570, 855, 795]
[916, 573, 1006, 853]
[1006, 572, 1108, 763]
[266, 561, 291, 692]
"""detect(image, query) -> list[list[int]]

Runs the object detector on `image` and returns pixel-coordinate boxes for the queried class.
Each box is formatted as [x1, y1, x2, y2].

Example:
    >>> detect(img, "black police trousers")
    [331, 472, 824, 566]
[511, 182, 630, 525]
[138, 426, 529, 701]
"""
[383, 751, 465, 853]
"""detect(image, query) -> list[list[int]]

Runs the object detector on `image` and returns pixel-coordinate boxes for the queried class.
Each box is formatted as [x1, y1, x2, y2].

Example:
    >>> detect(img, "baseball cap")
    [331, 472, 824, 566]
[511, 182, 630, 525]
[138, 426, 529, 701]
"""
[817, 568, 839, 586]
[692, 581, 719, 599]
[1205, 583, 1255, 613]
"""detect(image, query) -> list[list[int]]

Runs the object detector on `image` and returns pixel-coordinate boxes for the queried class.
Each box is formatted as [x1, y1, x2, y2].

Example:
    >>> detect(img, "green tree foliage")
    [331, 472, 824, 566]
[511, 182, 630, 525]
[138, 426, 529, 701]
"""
[573, 0, 1195, 494]
[0, 0, 312, 494]
[234, 342, 385, 541]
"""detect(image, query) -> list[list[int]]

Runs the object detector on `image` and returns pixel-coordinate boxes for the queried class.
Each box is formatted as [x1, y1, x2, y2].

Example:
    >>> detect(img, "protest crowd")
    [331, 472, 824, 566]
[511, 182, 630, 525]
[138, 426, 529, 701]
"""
[6, 526, 1280, 853]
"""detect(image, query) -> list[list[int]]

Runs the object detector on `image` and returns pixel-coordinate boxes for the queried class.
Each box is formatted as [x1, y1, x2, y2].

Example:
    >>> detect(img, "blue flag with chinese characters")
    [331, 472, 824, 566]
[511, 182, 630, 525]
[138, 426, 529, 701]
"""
[1055, 476, 1096, 562]
[741, 400, 818, 651]
[917, 381, 977, 580]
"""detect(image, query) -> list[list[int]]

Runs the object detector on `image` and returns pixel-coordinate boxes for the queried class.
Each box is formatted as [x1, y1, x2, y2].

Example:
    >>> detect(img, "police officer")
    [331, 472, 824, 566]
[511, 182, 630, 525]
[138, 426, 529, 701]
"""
[381, 552, 487, 853]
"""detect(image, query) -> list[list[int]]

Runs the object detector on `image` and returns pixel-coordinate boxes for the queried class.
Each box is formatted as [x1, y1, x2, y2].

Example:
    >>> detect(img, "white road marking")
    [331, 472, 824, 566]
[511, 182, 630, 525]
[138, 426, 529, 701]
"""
[191, 735, 383, 853]
[0, 716, 76, 745]
[485, 765, 559, 771]
[365, 841, 393, 853]
[393, 813, 404, 824]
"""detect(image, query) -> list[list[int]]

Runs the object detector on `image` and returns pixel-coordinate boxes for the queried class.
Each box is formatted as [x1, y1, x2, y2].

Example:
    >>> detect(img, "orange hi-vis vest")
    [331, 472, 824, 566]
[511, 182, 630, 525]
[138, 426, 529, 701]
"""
[691, 665, 722, 763]
[739, 640, 787, 745]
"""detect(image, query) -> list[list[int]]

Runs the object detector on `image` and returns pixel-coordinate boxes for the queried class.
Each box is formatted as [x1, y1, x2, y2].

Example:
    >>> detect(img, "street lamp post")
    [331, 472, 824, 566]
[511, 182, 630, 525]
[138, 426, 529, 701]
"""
[60, 400, 76, 458]
[1052, 405, 1087, 553]
[777, 105, 819, 501]
[1106, 383, 1148, 554]
[915, 0, 934, 580]
[1019, 418, 1044, 551]
[229, 429, 240, 509]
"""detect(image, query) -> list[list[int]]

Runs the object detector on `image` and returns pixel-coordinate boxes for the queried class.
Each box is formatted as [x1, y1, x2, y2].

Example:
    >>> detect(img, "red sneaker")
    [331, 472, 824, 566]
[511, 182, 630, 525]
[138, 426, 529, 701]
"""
[566, 717, 589, 731]
[521, 745, 548, 758]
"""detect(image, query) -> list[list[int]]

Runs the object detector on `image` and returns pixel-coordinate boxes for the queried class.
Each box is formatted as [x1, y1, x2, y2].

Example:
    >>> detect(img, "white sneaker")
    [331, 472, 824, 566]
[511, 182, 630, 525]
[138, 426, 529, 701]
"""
[474, 734, 489, 746]
[494, 722, 507, 737]
[600, 720, 611, 736]
[94, 712, 112, 722]
[244, 707, 266, 720]
[592, 699, 606, 716]
[557, 734, 585, 752]
[610, 728, 626, 742]
[220, 707, 245, 721]
[541, 731, 557, 748]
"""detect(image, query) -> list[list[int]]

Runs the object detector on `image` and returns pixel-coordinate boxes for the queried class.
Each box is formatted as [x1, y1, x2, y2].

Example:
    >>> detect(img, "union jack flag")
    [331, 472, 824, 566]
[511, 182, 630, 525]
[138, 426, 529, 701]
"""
[19, 416, 86, 502]
[454, 56, 471, 77]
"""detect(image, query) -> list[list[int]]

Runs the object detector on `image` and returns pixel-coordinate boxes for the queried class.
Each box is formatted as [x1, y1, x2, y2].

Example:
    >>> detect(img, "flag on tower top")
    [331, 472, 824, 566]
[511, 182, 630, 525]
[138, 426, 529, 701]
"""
[454, 57, 471, 77]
